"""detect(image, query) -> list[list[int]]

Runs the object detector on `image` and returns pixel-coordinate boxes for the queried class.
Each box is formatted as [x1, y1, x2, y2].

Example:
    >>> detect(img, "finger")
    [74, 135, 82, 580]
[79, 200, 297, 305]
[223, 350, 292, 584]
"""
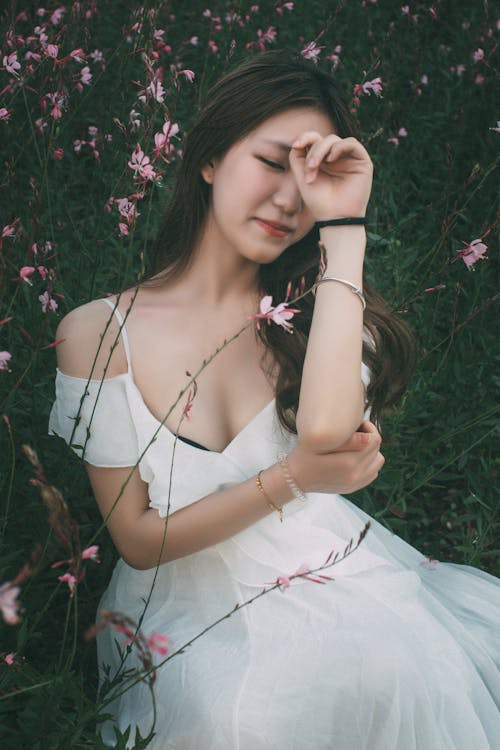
[290, 131, 325, 160]
[325, 137, 372, 166]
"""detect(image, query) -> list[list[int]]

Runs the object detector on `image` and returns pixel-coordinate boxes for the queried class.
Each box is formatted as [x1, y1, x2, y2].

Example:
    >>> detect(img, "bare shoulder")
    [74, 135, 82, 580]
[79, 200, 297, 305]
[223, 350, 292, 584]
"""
[55, 298, 128, 380]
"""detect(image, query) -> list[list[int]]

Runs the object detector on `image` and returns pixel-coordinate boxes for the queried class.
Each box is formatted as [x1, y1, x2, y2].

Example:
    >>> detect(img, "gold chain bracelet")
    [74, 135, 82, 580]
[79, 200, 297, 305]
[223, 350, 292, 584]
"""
[256, 470, 283, 523]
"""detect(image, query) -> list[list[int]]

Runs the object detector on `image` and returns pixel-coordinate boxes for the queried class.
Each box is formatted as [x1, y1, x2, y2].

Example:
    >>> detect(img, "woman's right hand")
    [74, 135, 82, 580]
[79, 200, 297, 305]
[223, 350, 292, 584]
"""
[287, 420, 384, 495]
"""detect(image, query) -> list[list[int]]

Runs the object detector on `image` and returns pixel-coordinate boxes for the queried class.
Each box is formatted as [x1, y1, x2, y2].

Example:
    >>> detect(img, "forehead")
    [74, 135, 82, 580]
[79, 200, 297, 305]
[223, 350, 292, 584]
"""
[245, 107, 335, 150]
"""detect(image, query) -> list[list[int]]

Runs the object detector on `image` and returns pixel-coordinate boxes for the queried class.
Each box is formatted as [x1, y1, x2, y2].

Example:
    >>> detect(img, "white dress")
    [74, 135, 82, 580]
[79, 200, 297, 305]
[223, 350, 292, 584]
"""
[48, 298, 500, 750]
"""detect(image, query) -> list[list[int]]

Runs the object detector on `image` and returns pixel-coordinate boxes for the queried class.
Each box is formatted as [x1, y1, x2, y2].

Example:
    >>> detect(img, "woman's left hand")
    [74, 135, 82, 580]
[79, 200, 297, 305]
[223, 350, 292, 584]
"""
[289, 132, 373, 221]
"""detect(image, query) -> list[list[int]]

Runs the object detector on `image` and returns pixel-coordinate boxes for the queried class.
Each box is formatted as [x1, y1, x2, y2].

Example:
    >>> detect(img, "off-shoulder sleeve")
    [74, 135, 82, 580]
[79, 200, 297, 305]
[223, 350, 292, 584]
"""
[48, 370, 140, 467]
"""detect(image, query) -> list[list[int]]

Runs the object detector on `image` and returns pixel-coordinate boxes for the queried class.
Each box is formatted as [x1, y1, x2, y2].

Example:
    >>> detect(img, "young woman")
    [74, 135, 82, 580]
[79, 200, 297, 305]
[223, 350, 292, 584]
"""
[49, 52, 499, 749]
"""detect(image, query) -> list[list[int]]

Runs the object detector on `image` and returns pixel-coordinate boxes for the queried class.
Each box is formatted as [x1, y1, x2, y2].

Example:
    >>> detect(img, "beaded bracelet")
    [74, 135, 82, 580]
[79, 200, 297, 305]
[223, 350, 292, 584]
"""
[256, 470, 283, 523]
[277, 453, 307, 503]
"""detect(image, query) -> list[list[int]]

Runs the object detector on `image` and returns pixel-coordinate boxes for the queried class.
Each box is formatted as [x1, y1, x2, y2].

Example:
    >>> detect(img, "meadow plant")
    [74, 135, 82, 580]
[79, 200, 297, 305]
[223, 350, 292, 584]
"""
[0, 1, 498, 746]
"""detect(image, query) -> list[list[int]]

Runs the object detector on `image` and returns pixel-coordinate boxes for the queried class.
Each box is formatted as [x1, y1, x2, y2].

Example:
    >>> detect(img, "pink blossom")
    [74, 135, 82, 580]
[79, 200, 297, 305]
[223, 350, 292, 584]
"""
[208, 40, 218, 53]
[276, 575, 291, 590]
[80, 66, 92, 85]
[147, 74, 165, 103]
[251, 295, 300, 332]
[39, 290, 58, 313]
[90, 49, 103, 63]
[398, 127, 408, 137]
[154, 120, 180, 157]
[361, 77, 383, 95]
[37, 265, 48, 279]
[177, 68, 195, 82]
[4, 652, 15, 665]
[457, 238, 488, 269]
[53, 147, 64, 159]
[128, 145, 156, 181]
[489, 121, 500, 133]
[82, 544, 100, 561]
[119, 222, 129, 236]
[19, 266, 36, 284]
[2, 221, 18, 240]
[3, 52, 21, 75]
[0, 581, 21, 624]
[0, 107, 11, 121]
[472, 48, 484, 63]
[276, 2, 294, 14]
[70, 48, 86, 62]
[0, 351, 12, 371]
[420, 74, 428, 85]
[301, 41, 323, 61]
[58, 572, 78, 594]
[189, 36, 199, 45]
[46, 44, 59, 58]
[146, 631, 170, 656]
[50, 6, 66, 25]
[260, 26, 277, 43]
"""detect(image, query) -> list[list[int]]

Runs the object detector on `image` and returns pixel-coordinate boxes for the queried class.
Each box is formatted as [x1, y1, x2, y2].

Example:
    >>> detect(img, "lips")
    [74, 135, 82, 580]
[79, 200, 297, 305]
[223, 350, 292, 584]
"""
[255, 218, 293, 237]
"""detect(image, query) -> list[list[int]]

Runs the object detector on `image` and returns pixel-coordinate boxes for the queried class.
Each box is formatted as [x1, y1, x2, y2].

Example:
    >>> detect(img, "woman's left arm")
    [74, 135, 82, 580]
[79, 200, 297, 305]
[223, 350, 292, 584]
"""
[290, 133, 373, 451]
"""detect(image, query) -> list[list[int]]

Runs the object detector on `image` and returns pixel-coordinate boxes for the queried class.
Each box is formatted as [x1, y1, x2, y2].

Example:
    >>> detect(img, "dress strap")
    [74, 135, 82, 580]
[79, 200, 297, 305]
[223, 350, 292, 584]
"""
[99, 297, 133, 374]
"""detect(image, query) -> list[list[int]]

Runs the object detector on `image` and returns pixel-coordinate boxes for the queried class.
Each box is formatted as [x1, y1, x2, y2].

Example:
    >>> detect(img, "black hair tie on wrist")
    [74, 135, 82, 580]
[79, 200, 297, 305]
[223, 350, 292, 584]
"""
[315, 217, 366, 227]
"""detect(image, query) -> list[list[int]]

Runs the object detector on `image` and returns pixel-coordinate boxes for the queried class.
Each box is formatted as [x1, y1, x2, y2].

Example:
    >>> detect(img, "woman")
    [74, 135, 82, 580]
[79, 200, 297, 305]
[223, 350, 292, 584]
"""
[49, 52, 500, 749]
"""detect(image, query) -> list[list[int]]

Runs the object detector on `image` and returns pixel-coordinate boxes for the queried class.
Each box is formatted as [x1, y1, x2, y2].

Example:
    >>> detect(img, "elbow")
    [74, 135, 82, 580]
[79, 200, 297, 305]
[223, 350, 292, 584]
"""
[297, 410, 365, 453]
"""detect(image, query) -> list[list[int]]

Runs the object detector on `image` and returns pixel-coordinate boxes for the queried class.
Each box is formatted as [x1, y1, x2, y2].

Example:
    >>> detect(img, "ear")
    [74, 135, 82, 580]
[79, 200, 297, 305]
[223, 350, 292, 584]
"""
[200, 159, 216, 185]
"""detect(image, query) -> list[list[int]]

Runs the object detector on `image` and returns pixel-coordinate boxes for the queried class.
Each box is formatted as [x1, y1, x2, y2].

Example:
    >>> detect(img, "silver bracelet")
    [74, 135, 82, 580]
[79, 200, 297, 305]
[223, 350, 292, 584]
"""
[277, 453, 307, 502]
[314, 276, 366, 310]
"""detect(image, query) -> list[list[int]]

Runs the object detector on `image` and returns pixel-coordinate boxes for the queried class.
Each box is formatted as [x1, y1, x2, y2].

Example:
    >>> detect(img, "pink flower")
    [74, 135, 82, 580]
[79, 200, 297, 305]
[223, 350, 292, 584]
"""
[80, 66, 92, 85]
[0, 581, 21, 624]
[19, 266, 36, 284]
[154, 120, 180, 158]
[50, 6, 66, 25]
[90, 49, 103, 63]
[0, 351, 12, 371]
[276, 575, 291, 590]
[489, 121, 500, 133]
[3, 52, 21, 75]
[128, 145, 156, 181]
[53, 147, 64, 160]
[4, 652, 15, 665]
[58, 572, 78, 594]
[177, 68, 195, 82]
[82, 544, 100, 561]
[146, 631, 170, 656]
[301, 41, 323, 61]
[0, 107, 11, 121]
[2, 221, 17, 239]
[147, 73, 165, 102]
[39, 290, 58, 313]
[456, 238, 488, 269]
[361, 77, 383, 95]
[472, 48, 484, 63]
[46, 44, 59, 59]
[252, 295, 299, 332]
[70, 48, 86, 62]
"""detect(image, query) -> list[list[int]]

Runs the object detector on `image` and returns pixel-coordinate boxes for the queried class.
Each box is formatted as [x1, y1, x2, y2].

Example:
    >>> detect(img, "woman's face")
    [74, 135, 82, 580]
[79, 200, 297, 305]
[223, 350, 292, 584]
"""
[200, 106, 336, 265]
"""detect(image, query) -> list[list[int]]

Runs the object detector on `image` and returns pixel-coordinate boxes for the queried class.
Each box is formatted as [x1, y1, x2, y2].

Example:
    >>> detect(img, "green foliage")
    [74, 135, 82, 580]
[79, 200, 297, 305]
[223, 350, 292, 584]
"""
[0, 0, 498, 746]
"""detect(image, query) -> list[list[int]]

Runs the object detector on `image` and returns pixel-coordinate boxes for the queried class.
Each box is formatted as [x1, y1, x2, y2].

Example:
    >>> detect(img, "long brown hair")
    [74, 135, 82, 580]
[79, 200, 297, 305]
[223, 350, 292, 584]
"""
[146, 51, 416, 431]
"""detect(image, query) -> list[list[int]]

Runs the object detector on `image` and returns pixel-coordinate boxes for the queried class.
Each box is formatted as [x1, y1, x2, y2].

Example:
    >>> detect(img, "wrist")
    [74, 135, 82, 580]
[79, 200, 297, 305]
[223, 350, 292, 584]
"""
[262, 462, 295, 506]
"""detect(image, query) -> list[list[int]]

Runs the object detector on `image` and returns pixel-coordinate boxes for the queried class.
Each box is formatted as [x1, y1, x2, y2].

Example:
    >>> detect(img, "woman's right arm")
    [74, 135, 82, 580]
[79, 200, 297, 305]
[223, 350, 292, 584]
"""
[55, 302, 384, 570]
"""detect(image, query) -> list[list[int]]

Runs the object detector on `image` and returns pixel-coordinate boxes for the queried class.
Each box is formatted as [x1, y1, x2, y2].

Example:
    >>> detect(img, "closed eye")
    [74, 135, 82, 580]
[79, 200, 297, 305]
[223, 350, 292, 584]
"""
[258, 156, 285, 171]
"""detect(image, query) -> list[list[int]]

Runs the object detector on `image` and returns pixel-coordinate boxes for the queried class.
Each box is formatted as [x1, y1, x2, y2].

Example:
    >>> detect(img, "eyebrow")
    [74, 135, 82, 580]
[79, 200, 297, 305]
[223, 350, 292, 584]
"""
[260, 139, 292, 153]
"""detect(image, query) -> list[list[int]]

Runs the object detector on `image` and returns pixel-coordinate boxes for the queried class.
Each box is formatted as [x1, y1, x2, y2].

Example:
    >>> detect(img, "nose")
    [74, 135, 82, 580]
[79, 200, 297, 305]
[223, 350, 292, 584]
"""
[272, 172, 303, 215]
